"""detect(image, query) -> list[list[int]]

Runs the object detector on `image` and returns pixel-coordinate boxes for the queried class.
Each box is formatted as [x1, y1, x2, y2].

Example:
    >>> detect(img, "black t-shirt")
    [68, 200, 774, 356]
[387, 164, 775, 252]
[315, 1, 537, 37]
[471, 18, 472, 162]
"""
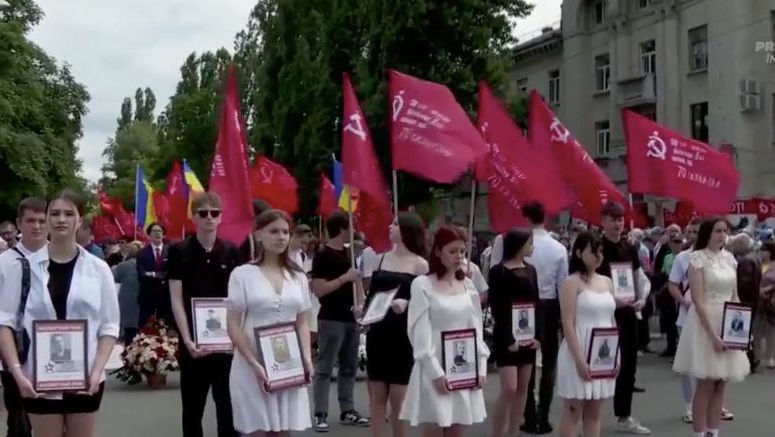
[311, 245, 354, 323]
[597, 235, 641, 279]
[48, 253, 79, 320]
[167, 236, 240, 337]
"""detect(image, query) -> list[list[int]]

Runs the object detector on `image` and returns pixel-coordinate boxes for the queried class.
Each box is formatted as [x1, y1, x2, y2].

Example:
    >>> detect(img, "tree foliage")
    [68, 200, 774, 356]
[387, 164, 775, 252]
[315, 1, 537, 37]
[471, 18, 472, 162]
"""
[233, 0, 532, 217]
[0, 0, 89, 218]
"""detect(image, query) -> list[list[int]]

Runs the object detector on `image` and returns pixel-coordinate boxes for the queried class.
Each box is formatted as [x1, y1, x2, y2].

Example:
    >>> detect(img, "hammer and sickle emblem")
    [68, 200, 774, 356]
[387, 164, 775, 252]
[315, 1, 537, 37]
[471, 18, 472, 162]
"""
[646, 131, 667, 160]
[259, 164, 273, 184]
[343, 113, 367, 142]
[549, 118, 570, 143]
[392, 90, 405, 122]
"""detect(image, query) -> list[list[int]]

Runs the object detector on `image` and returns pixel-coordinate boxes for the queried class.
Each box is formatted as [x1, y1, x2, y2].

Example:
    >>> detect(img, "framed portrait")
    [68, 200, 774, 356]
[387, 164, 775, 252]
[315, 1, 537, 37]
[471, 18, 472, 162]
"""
[440, 328, 479, 391]
[32, 320, 88, 392]
[359, 288, 399, 326]
[512, 302, 535, 345]
[254, 322, 307, 392]
[720, 302, 752, 350]
[191, 298, 233, 352]
[586, 327, 619, 379]
[610, 263, 636, 303]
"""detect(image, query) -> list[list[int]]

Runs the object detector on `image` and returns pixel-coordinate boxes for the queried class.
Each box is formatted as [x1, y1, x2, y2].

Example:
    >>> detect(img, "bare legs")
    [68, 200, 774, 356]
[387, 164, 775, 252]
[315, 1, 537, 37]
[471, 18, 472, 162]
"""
[492, 365, 532, 437]
[248, 432, 290, 437]
[693, 379, 726, 433]
[29, 413, 97, 437]
[559, 399, 603, 437]
[369, 381, 408, 437]
[422, 424, 466, 437]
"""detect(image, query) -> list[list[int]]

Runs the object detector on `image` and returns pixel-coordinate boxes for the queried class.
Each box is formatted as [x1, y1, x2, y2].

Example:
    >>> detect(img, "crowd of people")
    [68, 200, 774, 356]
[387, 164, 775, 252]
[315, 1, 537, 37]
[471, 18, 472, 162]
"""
[0, 191, 771, 437]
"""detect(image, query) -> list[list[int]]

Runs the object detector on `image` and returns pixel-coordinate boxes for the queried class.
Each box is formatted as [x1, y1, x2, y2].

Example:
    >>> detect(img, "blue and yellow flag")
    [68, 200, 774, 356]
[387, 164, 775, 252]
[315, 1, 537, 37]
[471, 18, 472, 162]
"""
[135, 164, 157, 229]
[333, 156, 358, 212]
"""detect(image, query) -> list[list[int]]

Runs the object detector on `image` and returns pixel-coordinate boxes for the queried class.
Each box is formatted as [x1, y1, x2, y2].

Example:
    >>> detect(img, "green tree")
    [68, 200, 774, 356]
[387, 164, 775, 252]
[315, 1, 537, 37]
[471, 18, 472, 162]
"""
[234, 0, 532, 217]
[0, 0, 89, 218]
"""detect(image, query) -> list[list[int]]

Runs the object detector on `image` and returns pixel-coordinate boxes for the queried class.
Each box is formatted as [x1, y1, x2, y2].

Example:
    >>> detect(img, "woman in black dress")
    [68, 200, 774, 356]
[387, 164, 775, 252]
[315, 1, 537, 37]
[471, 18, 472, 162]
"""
[364, 212, 428, 437]
[489, 228, 541, 437]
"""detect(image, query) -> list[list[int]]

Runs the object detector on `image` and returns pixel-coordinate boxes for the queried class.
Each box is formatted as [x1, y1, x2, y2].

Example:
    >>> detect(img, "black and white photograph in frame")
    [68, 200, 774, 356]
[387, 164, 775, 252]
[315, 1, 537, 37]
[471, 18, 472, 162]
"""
[32, 319, 88, 392]
[191, 298, 233, 352]
[720, 302, 752, 350]
[254, 322, 306, 392]
[586, 327, 619, 379]
[441, 328, 479, 391]
[359, 287, 399, 326]
[511, 302, 535, 345]
[610, 262, 636, 303]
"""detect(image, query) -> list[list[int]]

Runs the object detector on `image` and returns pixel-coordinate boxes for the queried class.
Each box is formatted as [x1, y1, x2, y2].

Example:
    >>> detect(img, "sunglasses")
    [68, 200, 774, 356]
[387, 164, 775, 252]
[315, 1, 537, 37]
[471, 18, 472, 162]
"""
[196, 210, 222, 219]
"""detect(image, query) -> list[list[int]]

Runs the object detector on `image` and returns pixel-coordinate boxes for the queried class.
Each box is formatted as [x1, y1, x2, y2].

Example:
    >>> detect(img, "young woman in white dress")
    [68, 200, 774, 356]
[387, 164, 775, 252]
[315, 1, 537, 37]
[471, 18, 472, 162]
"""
[555, 232, 618, 437]
[399, 225, 489, 437]
[672, 218, 749, 437]
[226, 210, 314, 436]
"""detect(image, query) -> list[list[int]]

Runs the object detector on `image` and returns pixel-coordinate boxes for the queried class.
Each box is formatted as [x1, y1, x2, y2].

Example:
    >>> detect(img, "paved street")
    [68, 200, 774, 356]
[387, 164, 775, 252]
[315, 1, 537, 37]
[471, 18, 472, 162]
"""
[2, 339, 772, 436]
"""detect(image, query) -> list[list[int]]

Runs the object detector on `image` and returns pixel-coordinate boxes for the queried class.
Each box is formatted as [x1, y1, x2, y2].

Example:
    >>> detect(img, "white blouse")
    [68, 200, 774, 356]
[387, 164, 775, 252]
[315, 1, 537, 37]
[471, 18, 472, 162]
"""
[0, 246, 120, 383]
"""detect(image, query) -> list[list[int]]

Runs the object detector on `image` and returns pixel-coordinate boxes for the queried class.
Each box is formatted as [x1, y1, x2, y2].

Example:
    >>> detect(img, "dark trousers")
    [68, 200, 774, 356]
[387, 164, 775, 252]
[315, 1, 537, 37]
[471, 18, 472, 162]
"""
[637, 294, 653, 350]
[179, 352, 236, 437]
[657, 293, 679, 354]
[137, 298, 156, 329]
[524, 299, 560, 425]
[1, 371, 31, 437]
[614, 308, 638, 419]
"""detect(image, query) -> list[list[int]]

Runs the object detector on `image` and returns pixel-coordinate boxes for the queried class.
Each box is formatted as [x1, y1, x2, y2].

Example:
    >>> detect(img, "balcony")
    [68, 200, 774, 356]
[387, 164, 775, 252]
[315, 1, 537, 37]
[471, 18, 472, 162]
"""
[617, 74, 656, 107]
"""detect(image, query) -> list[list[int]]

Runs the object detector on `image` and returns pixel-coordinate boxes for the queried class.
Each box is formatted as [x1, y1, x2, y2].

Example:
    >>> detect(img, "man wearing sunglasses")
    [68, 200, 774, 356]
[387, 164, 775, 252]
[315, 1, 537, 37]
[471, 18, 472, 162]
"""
[168, 192, 240, 437]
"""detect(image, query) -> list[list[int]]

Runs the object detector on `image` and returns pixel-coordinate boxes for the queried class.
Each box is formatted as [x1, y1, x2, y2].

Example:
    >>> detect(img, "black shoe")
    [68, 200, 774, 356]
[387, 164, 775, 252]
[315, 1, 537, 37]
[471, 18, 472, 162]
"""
[633, 386, 646, 393]
[520, 422, 537, 434]
[340, 410, 370, 427]
[314, 414, 329, 433]
[535, 421, 553, 434]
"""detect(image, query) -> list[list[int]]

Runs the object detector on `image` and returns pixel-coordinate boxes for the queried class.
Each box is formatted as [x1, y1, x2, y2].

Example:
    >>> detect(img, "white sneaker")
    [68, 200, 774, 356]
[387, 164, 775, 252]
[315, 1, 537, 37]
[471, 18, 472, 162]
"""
[681, 410, 693, 423]
[616, 417, 651, 434]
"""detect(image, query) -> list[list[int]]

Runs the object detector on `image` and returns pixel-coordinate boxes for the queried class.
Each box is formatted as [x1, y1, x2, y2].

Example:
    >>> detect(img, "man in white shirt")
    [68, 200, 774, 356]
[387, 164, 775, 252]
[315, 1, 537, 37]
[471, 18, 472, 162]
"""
[507, 202, 569, 435]
[0, 197, 48, 437]
[289, 224, 313, 269]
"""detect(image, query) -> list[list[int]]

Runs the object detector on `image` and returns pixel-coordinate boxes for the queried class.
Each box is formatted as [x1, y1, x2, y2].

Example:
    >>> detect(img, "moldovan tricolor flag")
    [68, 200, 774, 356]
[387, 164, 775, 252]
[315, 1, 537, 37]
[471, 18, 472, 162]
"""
[342, 73, 392, 252]
[622, 110, 739, 213]
[209, 65, 254, 244]
[389, 70, 488, 183]
[528, 91, 626, 224]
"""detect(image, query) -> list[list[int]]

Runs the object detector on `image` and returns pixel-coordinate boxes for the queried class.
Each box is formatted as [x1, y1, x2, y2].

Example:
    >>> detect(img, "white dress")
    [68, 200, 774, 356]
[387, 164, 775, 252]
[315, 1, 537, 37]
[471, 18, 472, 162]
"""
[556, 289, 617, 399]
[226, 265, 312, 433]
[399, 276, 490, 427]
[673, 249, 749, 381]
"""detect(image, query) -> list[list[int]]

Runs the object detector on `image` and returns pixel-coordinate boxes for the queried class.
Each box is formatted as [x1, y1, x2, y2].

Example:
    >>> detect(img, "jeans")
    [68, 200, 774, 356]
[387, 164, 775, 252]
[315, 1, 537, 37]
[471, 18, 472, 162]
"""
[313, 319, 360, 416]
[614, 308, 638, 418]
[1, 371, 31, 437]
[179, 352, 236, 437]
[524, 299, 561, 424]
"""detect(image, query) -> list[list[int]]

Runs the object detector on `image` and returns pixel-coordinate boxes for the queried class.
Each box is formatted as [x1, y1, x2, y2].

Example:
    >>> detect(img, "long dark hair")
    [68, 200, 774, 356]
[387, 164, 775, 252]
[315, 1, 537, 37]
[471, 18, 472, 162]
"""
[569, 231, 602, 277]
[428, 225, 466, 280]
[398, 212, 426, 257]
[694, 216, 726, 251]
[251, 209, 303, 273]
[501, 228, 532, 262]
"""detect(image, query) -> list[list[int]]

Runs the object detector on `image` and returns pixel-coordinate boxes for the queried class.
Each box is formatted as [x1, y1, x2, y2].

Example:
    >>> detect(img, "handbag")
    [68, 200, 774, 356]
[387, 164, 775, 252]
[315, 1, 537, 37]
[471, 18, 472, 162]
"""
[10, 247, 31, 365]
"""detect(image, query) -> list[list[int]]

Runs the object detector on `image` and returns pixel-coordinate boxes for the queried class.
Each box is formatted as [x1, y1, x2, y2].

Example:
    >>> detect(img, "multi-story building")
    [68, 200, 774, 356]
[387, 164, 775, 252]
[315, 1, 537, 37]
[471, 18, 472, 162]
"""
[510, 0, 775, 219]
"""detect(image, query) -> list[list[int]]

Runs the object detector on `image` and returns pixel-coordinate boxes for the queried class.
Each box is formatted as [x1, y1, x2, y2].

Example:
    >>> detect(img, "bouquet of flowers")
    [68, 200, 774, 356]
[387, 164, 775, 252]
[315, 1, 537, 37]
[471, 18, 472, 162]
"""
[112, 316, 179, 385]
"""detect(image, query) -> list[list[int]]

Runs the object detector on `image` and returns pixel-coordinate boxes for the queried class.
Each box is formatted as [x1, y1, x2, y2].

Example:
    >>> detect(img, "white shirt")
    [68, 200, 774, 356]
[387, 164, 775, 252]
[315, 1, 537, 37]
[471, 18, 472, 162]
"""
[289, 248, 305, 270]
[465, 261, 489, 294]
[360, 246, 380, 279]
[0, 246, 120, 388]
[0, 241, 45, 299]
[491, 229, 568, 300]
[669, 248, 694, 327]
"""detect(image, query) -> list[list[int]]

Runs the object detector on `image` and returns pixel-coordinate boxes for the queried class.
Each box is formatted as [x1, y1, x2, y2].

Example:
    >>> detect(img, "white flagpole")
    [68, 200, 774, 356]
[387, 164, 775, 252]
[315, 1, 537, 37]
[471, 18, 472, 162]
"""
[628, 193, 636, 230]
[392, 170, 399, 218]
[467, 178, 477, 264]
[346, 184, 359, 311]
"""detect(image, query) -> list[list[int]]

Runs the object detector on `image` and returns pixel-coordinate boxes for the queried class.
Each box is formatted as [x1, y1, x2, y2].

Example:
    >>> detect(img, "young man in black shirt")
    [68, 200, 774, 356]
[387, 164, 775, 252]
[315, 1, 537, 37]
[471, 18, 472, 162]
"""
[597, 201, 651, 435]
[168, 192, 240, 437]
[311, 212, 369, 432]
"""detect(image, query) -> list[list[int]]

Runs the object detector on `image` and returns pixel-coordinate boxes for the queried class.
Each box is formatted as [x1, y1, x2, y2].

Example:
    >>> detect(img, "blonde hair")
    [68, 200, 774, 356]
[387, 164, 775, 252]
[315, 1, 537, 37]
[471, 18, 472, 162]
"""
[190, 192, 222, 214]
[125, 241, 144, 259]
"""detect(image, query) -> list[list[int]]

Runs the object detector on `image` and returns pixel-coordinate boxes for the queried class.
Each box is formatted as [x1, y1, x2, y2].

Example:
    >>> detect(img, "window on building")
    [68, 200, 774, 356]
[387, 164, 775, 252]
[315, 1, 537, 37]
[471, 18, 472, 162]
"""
[595, 54, 610, 92]
[691, 102, 709, 142]
[638, 0, 653, 9]
[517, 78, 528, 94]
[548, 70, 560, 104]
[640, 40, 656, 75]
[595, 121, 611, 156]
[689, 25, 708, 71]
[594, 0, 607, 24]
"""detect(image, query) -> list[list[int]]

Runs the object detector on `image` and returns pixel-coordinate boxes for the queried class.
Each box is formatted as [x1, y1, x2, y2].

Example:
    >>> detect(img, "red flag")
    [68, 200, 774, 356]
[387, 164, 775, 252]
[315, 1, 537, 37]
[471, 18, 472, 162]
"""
[93, 215, 121, 243]
[209, 65, 254, 244]
[476, 82, 570, 232]
[250, 156, 299, 215]
[623, 110, 740, 214]
[151, 192, 171, 229]
[98, 190, 123, 218]
[343, 73, 392, 252]
[164, 161, 192, 238]
[529, 91, 626, 224]
[389, 70, 488, 183]
[318, 173, 338, 217]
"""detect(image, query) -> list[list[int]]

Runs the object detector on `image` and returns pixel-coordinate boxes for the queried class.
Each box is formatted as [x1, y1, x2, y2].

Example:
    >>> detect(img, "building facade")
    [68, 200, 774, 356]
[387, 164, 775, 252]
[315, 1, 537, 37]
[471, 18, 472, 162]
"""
[511, 0, 775, 212]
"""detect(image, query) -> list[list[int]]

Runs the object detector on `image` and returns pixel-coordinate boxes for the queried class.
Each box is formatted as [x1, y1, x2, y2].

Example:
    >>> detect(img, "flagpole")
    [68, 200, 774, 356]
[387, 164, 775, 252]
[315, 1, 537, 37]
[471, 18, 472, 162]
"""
[134, 164, 139, 240]
[346, 184, 359, 313]
[392, 170, 399, 218]
[628, 193, 635, 230]
[467, 178, 477, 264]
[318, 215, 323, 242]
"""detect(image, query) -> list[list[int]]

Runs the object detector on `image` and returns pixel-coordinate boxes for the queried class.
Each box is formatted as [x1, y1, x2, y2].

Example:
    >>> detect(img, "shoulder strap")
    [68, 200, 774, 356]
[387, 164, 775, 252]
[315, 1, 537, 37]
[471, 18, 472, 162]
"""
[376, 254, 386, 272]
[11, 248, 31, 330]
